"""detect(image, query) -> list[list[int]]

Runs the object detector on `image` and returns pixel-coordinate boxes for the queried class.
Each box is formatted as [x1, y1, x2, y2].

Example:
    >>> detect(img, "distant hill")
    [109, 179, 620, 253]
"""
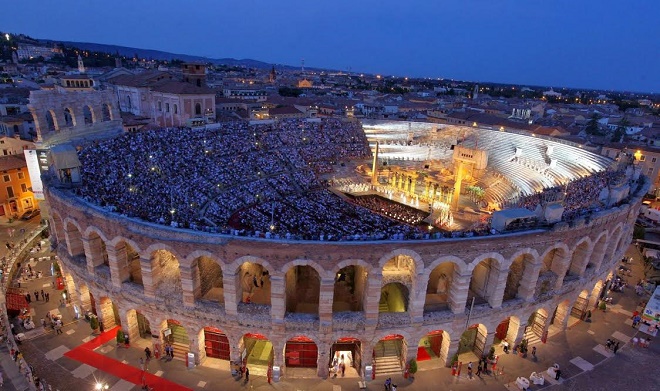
[39, 39, 298, 70]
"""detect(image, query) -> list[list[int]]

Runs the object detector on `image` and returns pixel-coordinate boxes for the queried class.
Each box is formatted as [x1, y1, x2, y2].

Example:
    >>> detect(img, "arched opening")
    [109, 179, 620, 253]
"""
[458, 324, 487, 361]
[78, 283, 92, 313]
[83, 105, 94, 124]
[504, 254, 532, 302]
[87, 231, 109, 279]
[494, 316, 520, 353]
[93, 297, 120, 330]
[379, 283, 408, 313]
[417, 330, 450, 368]
[589, 234, 607, 272]
[424, 262, 455, 312]
[536, 247, 567, 298]
[237, 262, 271, 312]
[589, 280, 604, 309]
[195, 102, 202, 116]
[203, 327, 230, 361]
[570, 290, 589, 326]
[468, 258, 498, 307]
[603, 227, 622, 271]
[45, 110, 58, 132]
[285, 265, 320, 315]
[550, 300, 571, 332]
[194, 256, 223, 306]
[285, 336, 318, 377]
[162, 319, 189, 360]
[567, 240, 590, 279]
[64, 222, 85, 268]
[126, 309, 151, 340]
[374, 334, 405, 376]
[382, 254, 416, 276]
[330, 338, 362, 378]
[333, 265, 367, 313]
[151, 249, 182, 300]
[116, 241, 142, 287]
[50, 214, 65, 246]
[63, 107, 75, 127]
[525, 309, 548, 343]
[241, 333, 273, 376]
[103, 103, 112, 121]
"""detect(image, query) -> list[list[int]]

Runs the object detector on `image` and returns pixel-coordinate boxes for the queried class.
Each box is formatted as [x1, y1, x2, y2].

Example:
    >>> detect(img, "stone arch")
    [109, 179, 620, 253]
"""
[457, 323, 488, 358]
[417, 329, 451, 367]
[144, 246, 183, 302]
[566, 237, 592, 278]
[240, 332, 274, 371]
[614, 227, 629, 257]
[283, 334, 320, 370]
[569, 289, 590, 325]
[95, 296, 120, 330]
[424, 259, 460, 312]
[379, 282, 409, 313]
[333, 263, 368, 313]
[588, 280, 605, 309]
[467, 253, 504, 307]
[589, 232, 609, 272]
[525, 307, 550, 340]
[63, 218, 84, 259]
[378, 249, 424, 273]
[281, 259, 327, 280]
[161, 319, 190, 361]
[234, 256, 272, 308]
[380, 250, 423, 296]
[63, 107, 76, 127]
[82, 105, 94, 124]
[125, 308, 152, 342]
[45, 109, 58, 131]
[536, 244, 569, 296]
[198, 326, 231, 361]
[108, 237, 143, 286]
[50, 211, 65, 245]
[83, 227, 109, 276]
[604, 224, 623, 270]
[189, 253, 224, 306]
[103, 103, 113, 121]
[285, 263, 321, 315]
[503, 251, 535, 302]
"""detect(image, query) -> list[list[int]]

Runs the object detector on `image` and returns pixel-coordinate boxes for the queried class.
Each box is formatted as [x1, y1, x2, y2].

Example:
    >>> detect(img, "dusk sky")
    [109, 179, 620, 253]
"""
[2, 0, 659, 93]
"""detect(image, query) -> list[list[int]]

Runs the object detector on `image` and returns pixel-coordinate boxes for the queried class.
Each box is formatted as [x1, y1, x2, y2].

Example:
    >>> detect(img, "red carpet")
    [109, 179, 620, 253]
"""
[64, 327, 192, 391]
[417, 346, 431, 361]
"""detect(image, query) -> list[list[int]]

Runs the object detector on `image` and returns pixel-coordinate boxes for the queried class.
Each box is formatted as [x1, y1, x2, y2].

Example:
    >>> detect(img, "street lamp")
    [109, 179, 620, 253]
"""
[95, 382, 109, 390]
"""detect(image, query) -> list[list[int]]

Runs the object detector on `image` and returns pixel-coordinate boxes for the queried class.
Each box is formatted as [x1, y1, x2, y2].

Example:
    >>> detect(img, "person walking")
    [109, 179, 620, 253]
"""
[144, 347, 152, 361]
[476, 362, 483, 377]
[531, 346, 537, 359]
[245, 366, 250, 381]
[613, 342, 620, 354]
[467, 361, 473, 379]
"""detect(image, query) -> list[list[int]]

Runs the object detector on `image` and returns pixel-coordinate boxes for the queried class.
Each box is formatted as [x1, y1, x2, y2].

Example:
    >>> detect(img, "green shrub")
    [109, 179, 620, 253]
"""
[89, 316, 99, 331]
[408, 358, 418, 374]
[116, 329, 125, 344]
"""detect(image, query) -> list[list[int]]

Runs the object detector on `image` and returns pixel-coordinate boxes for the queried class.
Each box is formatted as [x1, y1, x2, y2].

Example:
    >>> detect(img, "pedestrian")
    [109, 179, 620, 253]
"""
[632, 314, 641, 328]
[341, 362, 345, 377]
[385, 377, 392, 391]
[476, 362, 482, 377]
[45, 292, 49, 302]
[245, 366, 249, 381]
[34, 290, 39, 301]
[40, 290, 45, 300]
[555, 369, 561, 380]
[467, 361, 473, 379]
[145, 347, 152, 360]
[613, 342, 620, 354]
[532, 346, 537, 359]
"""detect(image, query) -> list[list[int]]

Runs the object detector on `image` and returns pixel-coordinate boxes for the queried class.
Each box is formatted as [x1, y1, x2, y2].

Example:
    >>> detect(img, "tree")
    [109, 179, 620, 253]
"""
[585, 113, 601, 135]
[116, 329, 126, 345]
[89, 316, 100, 332]
[408, 358, 418, 378]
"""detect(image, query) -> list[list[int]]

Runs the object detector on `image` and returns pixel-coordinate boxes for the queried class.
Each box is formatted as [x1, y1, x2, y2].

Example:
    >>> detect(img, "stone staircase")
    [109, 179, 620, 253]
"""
[374, 340, 402, 377]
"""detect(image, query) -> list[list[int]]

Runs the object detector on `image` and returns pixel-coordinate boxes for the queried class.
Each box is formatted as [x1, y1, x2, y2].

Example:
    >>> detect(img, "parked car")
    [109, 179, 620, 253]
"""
[20, 209, 40, 220]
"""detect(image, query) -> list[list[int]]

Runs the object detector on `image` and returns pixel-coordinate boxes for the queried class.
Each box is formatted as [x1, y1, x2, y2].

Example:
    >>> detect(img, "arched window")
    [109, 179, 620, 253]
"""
[173, 104, 178, 114]
[63, 108, 74, 127]
[102, 104, 112, 121]
[195, 103, 202, 115]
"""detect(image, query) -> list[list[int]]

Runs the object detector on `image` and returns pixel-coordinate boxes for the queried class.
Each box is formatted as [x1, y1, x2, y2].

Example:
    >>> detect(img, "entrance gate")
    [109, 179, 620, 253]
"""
[136, 312, 151, 338]
[285, 337, 318, 368]
[204, 327, 230, 360]
[531, 311, 547, 338]
[571, 296, 588, 319]
[330, 338, 361, 373]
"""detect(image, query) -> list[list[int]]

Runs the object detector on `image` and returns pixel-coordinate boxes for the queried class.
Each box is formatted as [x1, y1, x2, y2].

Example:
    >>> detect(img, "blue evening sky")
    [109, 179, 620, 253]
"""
[2, 0, 659, 93]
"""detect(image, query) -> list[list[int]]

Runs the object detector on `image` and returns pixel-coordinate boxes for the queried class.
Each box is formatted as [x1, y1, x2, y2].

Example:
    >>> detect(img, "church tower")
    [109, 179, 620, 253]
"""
[77, 54, 85, 74]
[269, 66, 276, 83]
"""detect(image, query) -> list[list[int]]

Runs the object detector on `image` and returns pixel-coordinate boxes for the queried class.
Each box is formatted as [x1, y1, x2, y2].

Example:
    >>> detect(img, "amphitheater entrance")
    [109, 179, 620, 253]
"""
[503, 254, 532, 302]
[126, 309, 151, 339]
[589, 280, 604, 308]
[203, 327, 230, 361]
[417, 330, 449, 368]
[285, 336, 318, 378]
[458, 324, 487, 362]
[88, 231, 110, 278]
[424, 263, 454, 313]
[238, 262, 270, 306]
[374, 335, 404, 377]
[469, 258, 498, 307]
[494, 316, 520, 350]
[379, 283, 408, 313]
[161, 320, 189, 361]
[285, 266, 320, 315]
[194, 256, 224, 306]
[550, 300, 571, 334]
[241, 333, 273, 377]
[330, 338, 361, 378]
[525, 309, 548, 345]
[333, 265, 367, 313]
[569, 290, 589, 326]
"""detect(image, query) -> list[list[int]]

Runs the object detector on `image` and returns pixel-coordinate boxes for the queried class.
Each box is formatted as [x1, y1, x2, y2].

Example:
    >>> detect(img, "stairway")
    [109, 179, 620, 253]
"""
[374, 341, 402, 377]
[379, 301, 390, 312]
[169, 324, 190, 361]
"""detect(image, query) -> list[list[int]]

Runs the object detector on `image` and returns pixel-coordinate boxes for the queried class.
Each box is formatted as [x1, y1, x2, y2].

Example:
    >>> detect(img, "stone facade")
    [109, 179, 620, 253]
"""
[45, 177, 648, 379]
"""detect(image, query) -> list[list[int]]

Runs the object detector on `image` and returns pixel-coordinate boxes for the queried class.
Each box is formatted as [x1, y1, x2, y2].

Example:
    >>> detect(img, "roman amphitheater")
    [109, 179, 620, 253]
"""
[43, 118, 648, 380]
